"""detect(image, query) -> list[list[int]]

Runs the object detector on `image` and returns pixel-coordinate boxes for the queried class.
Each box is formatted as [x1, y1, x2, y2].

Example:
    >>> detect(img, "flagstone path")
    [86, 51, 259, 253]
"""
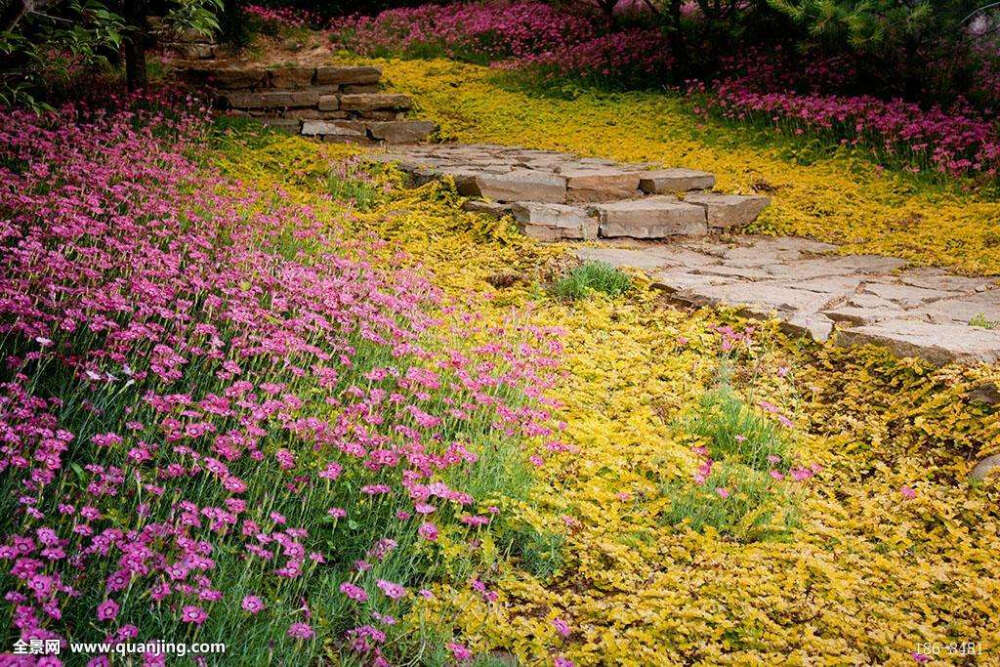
[377, 144, 1000, 366]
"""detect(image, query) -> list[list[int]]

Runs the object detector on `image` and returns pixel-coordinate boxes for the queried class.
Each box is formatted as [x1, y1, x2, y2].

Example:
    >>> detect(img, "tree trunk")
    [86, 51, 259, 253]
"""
[665, 0, 690, 80]
[122, 0, 149, 91]
[124, 36, 147, 90]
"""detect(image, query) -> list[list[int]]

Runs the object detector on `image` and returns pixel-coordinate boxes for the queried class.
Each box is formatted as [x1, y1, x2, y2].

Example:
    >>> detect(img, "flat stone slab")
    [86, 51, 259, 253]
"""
[639, 168, 715, 193]
[595, 197, 707, 238]
[569, 235, 1000, 364]
[339, 93, 413, 112]
[837, 320, 1000, 365]
[471, 169, 567, 203]
[510, 202, 597, 241]
[367, 120, 435, 144]
[682, 192, 771, 229]
[559, 167, 641, 202]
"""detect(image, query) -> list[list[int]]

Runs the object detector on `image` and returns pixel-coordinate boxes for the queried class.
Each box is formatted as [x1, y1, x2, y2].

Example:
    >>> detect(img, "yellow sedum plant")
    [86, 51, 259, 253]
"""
[211, 104, 1000, 666]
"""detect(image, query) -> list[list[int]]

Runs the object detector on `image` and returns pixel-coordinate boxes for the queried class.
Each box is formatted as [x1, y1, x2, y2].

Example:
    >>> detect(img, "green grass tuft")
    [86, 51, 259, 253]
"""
[687, 382, 790, 472]
[660, 462, 799, 542]
[552, 261, 632, 300]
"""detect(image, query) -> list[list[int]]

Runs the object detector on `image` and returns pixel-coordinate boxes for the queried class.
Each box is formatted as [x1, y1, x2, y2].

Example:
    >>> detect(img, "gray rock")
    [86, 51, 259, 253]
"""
[836, 319, 1000, 365]
[783, 313, 835, 341]
[897, 267, 998, 293]
[559, 167, 642, 202]
[682, 192, 770, 228]
[511, 202, 598, 241]
[470, 169, 568, 203]
[317, 95, 340, 111]
[224, 87, 338, 109]
[821, 305, 899, 326]
[765, 255, 906, 281]
[595, 197, 707, 238]
[639, 168, 715, 193]
[268, 66, 315, 89]
[462, 200, 512, 218]
[721, 237, 837, 266]
[861, 282, 953, 308]
[651, 270, 735, 293]
[678, 282, 836, 315]
[969, 454, 1000, 481]
[259, 118, 301, 133]
[300, 120, 366, 139]
[912, 291, 1000, 325]
[966, 382, 1000, 407]
[367, 121, 436, 144]
[340, 93, 413, 112]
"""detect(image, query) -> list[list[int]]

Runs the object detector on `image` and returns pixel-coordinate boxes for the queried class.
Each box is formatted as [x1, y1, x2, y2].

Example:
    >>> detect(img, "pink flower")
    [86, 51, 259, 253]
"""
[287, 622, 315, 639]
[901, 486, 916, 499]
[553, 617, 571, 637]
[447, 642, 472, 662]
[376, 579, 406, 600]
[418, 522, 439, 541]
[181, 605, 207, 625]
[715, 487, 730, 499]
[340, 582, 368, 602]
[97, 599, 119, 621]
[242, 595, 265, 614]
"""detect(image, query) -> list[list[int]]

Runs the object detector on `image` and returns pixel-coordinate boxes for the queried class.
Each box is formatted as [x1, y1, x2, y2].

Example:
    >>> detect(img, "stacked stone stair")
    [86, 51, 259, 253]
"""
[178, 64, 436, 144]
[377, 144, 769, 241]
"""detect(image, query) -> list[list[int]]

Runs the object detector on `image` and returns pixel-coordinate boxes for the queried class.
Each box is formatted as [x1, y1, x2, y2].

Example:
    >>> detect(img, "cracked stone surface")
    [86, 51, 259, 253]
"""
[573, 237, 1000, 365]
[376, 144, 769, 238]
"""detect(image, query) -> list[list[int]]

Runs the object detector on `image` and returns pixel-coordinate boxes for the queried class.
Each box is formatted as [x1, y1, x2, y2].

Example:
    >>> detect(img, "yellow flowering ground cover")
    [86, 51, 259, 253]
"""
[211, 124, 1000, 665]
[357, 56, 1000, 277]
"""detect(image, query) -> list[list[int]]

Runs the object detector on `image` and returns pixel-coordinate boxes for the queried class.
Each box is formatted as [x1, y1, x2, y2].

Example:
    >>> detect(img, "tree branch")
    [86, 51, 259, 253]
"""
[1, 0, 33, 33]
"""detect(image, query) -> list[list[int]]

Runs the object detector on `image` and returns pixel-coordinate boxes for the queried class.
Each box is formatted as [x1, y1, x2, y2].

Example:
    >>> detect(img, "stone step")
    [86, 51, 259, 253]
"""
[509, 202, 598, 241]
[639, 168, 715, 193]
[557, 167, 642, 202]
[339, 93, 413, 112]
[682, 192, 771, 230]
[179, 65, 382, 90]
[222, 86, 339, 110]
[593, 196, 708, 238]
[300, 120, 435, 145]
[221, 88, 415, 113]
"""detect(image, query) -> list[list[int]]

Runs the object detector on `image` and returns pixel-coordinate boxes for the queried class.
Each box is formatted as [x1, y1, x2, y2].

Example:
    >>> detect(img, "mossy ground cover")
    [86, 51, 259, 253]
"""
[212, 114, 1000, 664]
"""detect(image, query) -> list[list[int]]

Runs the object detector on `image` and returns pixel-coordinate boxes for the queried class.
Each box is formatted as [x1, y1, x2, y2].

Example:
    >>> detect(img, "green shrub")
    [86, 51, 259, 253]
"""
[501, 523, 566, 580]
[660, 462, 799, 542]
[687, 382, 790, 472]
[552, 261, 632, 300]
[328, 172, 383, 211]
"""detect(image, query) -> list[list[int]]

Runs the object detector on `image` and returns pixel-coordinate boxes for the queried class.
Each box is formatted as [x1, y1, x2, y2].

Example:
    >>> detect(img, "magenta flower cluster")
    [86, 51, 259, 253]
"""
[244, 4, 317, 29]
[332, 1, 601, 63]
[0, 93, 564, 662]
[699, 78, 1000, 176]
